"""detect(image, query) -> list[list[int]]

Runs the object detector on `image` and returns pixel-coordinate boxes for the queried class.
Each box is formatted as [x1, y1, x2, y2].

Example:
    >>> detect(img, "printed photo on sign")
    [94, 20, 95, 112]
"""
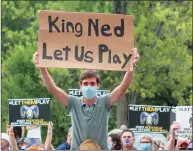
[176, 106, 192, 136]
[8, 98, 51, 126]
[128, 104, 173, 133]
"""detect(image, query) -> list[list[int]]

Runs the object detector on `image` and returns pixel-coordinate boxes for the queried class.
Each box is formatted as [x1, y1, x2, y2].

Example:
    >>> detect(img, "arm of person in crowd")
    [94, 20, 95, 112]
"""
[109, 48, 139, 105]
[21, 126, 25, 138]
[33, 52, 69, 106]
[6, 123, 9, 135]
[26, 126, 33, 130]
[166, 121, 180, 150]
[45, 122, 53, 150]
[8, 125, 18, 150]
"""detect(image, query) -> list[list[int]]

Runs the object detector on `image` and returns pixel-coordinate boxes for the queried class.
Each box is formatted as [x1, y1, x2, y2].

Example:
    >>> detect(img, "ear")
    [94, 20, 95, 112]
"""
[79, 83, 82, 89]
[133, 137, 135, 143]
[97, 83, 100, 89]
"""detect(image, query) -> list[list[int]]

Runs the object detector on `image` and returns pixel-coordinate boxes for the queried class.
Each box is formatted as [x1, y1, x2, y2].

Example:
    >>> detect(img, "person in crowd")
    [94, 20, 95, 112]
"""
[178, 138, 190, 150]
[44, 122, 54, 150]
[108, 133, 122, 150]
[33, 48, 140, 150]
[7, 125, 18, 150]
[78, 139, 101, 150]
[166, 121, 180, 150]
[120, 125, 128, 131]
[1, 133, 10, 150]
[138, 134, 153, 150]
[6, 124, 25, 144]
[152, 139, 165, 150]
[26, 126, 42, 148]
[7, 122, 53, 150]
[120, 129, 136, 150]
[187, 140, 193, 150]
[17, 137, 29, 150]
[56, 127, 72, 150]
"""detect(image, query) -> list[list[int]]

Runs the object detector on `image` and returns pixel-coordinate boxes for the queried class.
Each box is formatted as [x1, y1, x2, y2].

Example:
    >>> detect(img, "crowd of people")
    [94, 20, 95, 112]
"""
[1, 121, 193, 150]
[1, 48, 192, 150]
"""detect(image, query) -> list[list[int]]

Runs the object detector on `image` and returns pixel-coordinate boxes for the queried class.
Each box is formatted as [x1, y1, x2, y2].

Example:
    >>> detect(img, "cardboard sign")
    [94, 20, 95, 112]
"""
[8, 98, 51, 126]
[37, 11, 134, 71]
[128, 105, 173, 133]
[68, 89, 110, 97]
[176, 106, 192, 136]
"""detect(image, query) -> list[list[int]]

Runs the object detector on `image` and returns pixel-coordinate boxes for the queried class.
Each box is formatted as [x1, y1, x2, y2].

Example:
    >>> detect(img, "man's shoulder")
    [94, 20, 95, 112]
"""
[97, 94, 110, 100]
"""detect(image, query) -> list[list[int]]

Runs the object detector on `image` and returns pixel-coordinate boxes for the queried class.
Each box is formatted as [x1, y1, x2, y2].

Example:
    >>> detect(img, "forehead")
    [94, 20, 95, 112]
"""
[122, 131, 133, 137]
[1, 139, 8, 143]
[82, 77, 97, 82]
[141, 137, 151, 142]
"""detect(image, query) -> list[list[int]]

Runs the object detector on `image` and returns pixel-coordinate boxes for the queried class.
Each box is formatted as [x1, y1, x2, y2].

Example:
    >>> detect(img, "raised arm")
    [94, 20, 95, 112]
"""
[109, 48, 139, 105]
[166, 121, 180, 150]
[21, 126, 25, 138]
[45, 122, 53, 150]
[33, 52, 68, 106]
[8, 125, 18, 150]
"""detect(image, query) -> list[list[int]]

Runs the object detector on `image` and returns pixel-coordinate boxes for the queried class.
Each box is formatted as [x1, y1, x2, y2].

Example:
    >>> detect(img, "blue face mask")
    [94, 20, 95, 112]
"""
[140, 143, 151, 150]
[108, 142, 113, 150]
[82, 86, 97, 100]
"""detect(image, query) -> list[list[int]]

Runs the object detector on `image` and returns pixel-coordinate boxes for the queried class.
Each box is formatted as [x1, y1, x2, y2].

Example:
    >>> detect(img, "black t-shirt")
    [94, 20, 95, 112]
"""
[13, 127, 22, 138]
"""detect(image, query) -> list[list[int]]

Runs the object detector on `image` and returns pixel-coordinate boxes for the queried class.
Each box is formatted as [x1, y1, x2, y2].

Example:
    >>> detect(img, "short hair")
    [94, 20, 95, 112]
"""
[121, 129, 135, 137]
[140, 134, 153, 143]
[79, 69, 100, 84]
[108, 133, 122, 150]
[79, 139, 101, 150]
[120, 125, 127, 130]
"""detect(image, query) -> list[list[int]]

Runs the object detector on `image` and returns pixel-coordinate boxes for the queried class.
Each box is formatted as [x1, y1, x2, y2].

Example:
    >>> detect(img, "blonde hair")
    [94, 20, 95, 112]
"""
[79, 139, 101, 150]
[25, 143, 45, 150]
[140, 134, 153, 143]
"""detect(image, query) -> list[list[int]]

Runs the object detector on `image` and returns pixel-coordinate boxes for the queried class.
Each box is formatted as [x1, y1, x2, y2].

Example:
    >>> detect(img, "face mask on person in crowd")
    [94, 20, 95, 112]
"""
[140, 143, 151, 150]
[123, 138, 132, 146]
[82, 86, 97, 100]
[108, 142, 113, 150]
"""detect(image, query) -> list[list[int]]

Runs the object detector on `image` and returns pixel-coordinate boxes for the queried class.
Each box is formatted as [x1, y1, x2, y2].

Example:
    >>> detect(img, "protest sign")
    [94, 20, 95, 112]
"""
[37, 11, 134, 71]
[68, 89, 110, 97]
[176, 106, 192, 136]
[8, 98, 51, 126]
[128, 105, 173, 133]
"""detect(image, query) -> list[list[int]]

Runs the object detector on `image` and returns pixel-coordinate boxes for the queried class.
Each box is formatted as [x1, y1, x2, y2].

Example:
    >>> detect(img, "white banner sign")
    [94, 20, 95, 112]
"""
[176, 106, 192, 136]
[68, 89, 110, 97]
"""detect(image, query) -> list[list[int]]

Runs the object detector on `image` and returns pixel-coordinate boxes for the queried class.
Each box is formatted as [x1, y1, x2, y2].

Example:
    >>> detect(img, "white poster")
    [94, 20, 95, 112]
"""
[176, 106, 192, 136]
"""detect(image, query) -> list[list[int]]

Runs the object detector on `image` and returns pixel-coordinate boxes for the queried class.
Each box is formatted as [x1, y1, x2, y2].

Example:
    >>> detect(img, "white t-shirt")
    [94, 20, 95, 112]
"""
[27, 126, 41, 138]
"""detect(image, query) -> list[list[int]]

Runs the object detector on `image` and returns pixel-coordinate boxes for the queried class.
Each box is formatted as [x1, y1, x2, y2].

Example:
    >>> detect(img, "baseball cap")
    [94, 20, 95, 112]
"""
[1, 133, 9, 142]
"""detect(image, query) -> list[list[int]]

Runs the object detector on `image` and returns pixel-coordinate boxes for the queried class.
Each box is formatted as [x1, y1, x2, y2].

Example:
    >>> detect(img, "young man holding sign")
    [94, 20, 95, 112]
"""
[33, 48, 139, 149]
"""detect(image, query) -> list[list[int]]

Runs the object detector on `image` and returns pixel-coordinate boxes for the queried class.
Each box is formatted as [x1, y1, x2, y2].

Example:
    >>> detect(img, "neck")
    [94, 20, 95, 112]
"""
[83, 96, 97, 106]
[123, 145, 134, 150]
